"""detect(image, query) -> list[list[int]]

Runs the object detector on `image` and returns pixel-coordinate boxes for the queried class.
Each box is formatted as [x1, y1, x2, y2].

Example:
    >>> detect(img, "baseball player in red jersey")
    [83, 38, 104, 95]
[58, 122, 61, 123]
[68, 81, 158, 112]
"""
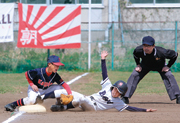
[4, 55, 73, 112]
[37, 51, 157, 112]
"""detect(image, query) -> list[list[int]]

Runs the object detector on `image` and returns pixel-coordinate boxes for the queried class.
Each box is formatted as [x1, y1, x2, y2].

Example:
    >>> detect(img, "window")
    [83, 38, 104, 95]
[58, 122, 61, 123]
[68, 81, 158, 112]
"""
[52, 0, 75, 4]
[52, 0, 102, 4]
[129, 0, 153, 4]
[17, 0, 103, 8]
[156, 0, 180, 3]
[21, 0, 46, 4]
[51, 0, 103, 8]
[78, 0, 102, 4]
[19, 0, 102, 4]
[0, 0, 17, 2]
[127, 0, 180, 7]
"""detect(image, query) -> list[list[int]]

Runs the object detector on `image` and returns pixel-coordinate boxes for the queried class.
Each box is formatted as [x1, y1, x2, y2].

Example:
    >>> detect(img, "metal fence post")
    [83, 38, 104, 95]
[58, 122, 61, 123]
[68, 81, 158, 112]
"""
[47, 0, 50, 60]
[119, 2, 124, 45]
[112, 22, 114, 70]
[175, 21, 178, 72]
[47, 49, 50, 60]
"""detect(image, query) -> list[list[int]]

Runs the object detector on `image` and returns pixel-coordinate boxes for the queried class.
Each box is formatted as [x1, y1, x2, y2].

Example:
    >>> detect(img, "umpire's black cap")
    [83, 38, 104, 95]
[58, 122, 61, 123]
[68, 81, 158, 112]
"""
[142, 36, 155, 46]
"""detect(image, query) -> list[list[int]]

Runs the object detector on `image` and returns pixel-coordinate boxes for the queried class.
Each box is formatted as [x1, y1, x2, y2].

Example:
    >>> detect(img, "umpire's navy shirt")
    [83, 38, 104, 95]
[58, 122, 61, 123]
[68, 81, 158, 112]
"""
[133, 45, 178, 71]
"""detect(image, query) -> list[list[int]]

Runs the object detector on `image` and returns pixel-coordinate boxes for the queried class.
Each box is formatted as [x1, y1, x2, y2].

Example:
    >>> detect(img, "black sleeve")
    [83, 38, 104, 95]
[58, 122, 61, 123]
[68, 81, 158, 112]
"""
[27, 69, 38, 81]
[54, 74, 64, 85]
[125, 105, 146, 112]
[166, 50, 178, 68]
[133, 49, 140, 65]
[101, 59, 108, 81]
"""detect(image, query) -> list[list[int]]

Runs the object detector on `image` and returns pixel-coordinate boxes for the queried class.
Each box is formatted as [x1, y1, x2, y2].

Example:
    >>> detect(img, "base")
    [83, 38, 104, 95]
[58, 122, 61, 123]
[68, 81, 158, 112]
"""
[18, 104, 46, 113]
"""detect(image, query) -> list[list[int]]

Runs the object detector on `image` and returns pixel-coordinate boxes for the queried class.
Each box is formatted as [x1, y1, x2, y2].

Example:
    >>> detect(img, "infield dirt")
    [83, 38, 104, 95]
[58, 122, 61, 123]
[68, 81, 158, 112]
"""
[1, 90, 180, 123]
[1, 72, 180, 123]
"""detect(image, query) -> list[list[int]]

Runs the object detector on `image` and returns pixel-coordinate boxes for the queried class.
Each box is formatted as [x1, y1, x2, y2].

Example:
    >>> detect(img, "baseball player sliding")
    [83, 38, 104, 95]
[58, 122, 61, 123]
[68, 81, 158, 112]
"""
[4, 55, 73, 112]
[37, 51, 157, 112]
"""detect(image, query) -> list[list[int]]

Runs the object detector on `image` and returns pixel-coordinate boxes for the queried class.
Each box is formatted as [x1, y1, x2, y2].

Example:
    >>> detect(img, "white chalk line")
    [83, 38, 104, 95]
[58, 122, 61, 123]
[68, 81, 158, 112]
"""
[67, 72, 89, 85]
[2, 72, 89, 123]
[2, 111, 25, 123]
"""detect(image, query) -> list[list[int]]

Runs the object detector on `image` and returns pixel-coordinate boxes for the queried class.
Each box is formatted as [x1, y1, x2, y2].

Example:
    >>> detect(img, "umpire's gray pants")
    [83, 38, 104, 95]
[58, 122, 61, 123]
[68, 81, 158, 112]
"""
[124, 69, 180, 100]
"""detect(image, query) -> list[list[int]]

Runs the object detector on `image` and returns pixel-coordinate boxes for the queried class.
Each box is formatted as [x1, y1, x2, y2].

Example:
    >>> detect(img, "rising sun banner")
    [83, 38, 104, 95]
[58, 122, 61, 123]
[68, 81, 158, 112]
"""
[17, 3, 81, 49]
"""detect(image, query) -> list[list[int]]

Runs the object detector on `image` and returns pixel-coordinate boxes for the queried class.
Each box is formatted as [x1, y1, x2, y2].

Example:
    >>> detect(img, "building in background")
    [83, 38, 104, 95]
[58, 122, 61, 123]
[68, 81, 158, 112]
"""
[0, 0, 180, 72]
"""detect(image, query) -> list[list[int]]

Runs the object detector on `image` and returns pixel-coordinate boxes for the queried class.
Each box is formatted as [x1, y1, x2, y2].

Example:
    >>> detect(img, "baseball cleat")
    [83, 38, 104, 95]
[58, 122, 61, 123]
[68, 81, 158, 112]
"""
[176, 95, 180, 104]
[4, 103, 16, 112]
[50, 105, 66, 112]
[55, 98, 61, 105]
[121, 97, 129, 104]
[35, 95, 43, 104]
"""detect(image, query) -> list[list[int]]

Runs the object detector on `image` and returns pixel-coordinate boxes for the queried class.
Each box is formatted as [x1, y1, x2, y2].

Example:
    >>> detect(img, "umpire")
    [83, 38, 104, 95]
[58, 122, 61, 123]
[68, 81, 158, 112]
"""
[122, 36, 180, 104]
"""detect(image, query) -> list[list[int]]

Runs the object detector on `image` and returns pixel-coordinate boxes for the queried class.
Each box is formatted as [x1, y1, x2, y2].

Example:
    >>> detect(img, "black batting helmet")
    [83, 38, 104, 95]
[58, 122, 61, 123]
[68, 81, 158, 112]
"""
[110, 80, 128, 96]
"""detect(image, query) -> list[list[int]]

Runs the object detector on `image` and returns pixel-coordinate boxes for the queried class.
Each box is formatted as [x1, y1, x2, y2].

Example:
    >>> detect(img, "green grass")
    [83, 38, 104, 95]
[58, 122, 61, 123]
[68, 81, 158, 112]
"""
[0, 73, 28, 93]
[76, 71, 180, 95]
[1, 71, 180, 95]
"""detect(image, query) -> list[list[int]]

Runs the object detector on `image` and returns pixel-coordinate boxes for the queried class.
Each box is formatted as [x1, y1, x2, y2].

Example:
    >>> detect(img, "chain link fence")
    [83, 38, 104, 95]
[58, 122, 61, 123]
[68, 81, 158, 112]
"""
[0, 21, 180, 73]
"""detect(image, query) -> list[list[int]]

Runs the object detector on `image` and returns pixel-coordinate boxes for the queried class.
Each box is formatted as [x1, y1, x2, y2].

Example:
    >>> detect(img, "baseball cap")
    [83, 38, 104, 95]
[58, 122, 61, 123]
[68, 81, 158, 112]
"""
[142, 36, 155, 46]
[47, 55, 64, 66]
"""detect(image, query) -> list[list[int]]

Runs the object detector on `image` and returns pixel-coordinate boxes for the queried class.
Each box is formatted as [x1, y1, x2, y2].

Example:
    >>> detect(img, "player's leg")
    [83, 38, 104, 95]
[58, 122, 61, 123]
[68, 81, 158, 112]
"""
[49, 89, 68, 112]
[39, 88, 67, 101]
[79, 96, 96, 111]
[122, 68, 150, 104]
[50, 91, 84, 112]
[159, 70, 180, 103]
[4, 85, 39, 112]
[4, 98, 24, 112]
[51, 93, 96, 111]
[41, 84, 63, 95]
[35, 84, 64, 104]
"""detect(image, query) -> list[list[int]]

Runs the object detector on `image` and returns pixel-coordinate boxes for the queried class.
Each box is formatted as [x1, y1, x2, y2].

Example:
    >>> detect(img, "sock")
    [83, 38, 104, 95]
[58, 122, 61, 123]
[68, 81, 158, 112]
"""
[12, 98, 24, 106]
[43, 91, 55, 100]
[67, 102, 75, 109]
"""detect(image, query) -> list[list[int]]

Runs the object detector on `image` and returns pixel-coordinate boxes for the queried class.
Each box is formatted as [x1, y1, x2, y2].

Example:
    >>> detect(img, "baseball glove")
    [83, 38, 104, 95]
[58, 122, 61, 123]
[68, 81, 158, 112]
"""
[60, 94, 73, 105]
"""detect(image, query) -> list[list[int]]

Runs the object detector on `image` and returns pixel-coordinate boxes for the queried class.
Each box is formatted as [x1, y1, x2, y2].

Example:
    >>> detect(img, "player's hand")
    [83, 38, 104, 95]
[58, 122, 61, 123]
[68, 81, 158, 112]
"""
[101, 51, 108, 59]
[146, 108, 157, 112]
[162, 66, 169, 72]
[135, 65, 142, 72]
[31, 84, 39, 92]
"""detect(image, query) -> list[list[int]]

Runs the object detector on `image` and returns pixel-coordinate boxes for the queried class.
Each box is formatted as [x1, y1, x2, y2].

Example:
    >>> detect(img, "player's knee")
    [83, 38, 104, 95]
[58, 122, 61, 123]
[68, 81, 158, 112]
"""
[29, 98, 36, 104]
[165, 71, 174, 77]
[54, 89, 67, 98]
[54, 90, 61, 98]
[72, 100, 79, 107]
[23, 97, 36, 105]
[131, 70, 139, 77]
[54, 85, 63, 90]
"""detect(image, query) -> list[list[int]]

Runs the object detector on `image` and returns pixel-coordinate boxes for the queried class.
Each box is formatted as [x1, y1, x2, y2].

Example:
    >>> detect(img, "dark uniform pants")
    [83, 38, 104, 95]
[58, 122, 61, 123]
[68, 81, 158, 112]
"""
[124, 68, 180, 100]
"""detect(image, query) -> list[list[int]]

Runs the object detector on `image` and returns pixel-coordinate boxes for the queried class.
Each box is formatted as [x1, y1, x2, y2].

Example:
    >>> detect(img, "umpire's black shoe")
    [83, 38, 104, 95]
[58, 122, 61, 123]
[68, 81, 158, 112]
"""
[121, 97, 129, 104]
[176, 95, 180, 104]
[35, 95, 43, 104]
[4, 103, 16, 112]
[50, 105, 66, 112]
